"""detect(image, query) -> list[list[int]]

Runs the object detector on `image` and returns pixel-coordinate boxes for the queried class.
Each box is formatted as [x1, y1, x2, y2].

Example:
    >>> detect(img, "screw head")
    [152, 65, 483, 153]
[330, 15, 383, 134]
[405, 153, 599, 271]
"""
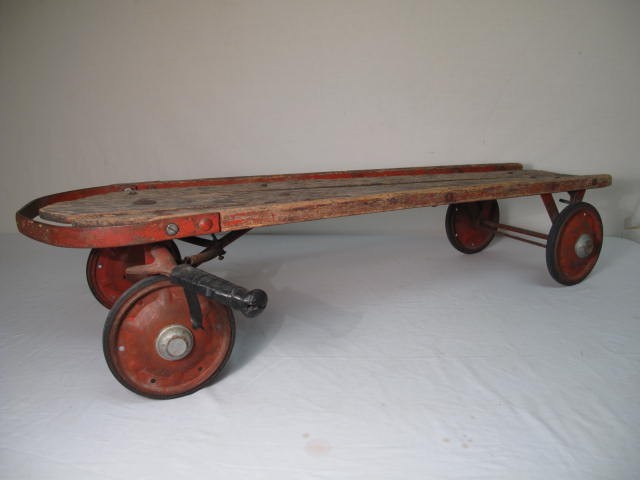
[165, 223, 179, 236]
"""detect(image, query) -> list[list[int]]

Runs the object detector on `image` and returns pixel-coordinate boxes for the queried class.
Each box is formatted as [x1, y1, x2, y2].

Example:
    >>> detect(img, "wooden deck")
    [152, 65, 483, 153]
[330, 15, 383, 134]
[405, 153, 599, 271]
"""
[39, 164, 611, 232]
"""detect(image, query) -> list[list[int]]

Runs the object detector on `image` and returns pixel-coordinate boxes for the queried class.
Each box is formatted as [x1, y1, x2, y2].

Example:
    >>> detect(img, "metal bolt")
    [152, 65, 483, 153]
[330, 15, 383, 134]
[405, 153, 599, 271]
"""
[155, 325, 194, 361]
[165, 223, 179, 236]
[574, 233, 594, 259]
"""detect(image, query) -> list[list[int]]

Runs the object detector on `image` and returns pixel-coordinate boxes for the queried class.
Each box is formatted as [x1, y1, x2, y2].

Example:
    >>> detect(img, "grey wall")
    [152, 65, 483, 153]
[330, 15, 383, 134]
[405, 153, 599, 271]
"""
[2, 0, 638, 236]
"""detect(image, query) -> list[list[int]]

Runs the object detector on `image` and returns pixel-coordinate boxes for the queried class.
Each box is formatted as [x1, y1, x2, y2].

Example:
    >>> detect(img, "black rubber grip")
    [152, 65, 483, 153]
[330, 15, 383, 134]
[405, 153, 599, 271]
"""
[170, 264, 267, 317]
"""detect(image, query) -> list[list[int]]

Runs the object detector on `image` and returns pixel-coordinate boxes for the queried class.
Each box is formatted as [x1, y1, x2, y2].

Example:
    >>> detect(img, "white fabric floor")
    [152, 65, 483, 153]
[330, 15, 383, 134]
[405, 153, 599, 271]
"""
[1, 232, 639, 479]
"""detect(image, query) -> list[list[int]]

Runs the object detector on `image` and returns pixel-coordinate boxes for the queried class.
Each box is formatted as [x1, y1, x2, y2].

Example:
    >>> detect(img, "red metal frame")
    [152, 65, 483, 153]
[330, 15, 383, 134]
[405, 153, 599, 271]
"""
[541, 193, 559, 221]
[478, 189, 590, 249]
[16, 163, 522, 249]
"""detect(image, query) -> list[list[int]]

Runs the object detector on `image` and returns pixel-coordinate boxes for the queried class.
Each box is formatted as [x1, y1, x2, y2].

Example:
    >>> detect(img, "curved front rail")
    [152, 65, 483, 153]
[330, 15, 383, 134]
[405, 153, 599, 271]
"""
[16, 184, 222, 248]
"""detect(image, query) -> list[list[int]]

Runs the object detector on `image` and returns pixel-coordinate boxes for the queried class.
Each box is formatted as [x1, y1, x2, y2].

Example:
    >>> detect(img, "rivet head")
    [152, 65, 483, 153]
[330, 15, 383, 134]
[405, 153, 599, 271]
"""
[198, 217, 213, 231]
[165, 223, 179, 236]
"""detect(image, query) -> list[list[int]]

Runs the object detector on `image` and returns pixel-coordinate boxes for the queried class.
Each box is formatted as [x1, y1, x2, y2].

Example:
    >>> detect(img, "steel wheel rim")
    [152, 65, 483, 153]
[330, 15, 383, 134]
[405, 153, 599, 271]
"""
[547, 202, 603, 285]
[103, 276, 235, 399]
[446, 200, 499, 254]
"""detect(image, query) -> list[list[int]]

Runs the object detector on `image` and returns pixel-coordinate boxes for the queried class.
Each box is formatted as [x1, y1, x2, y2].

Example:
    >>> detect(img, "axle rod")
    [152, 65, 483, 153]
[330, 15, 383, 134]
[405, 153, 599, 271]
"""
[481, 220, 548, 248]
[482, 220, 548, 240]
[497, 231, 546, 248]
[185, 228, 252, 267]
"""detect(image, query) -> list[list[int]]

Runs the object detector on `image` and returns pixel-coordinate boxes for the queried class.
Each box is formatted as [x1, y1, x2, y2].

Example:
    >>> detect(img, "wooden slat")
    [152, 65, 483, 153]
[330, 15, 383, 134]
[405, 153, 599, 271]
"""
[39, 167, 612, 230]
[128, 162, 524, 190]
[40, 169, 529, 223]
[220, 173, 612, 231]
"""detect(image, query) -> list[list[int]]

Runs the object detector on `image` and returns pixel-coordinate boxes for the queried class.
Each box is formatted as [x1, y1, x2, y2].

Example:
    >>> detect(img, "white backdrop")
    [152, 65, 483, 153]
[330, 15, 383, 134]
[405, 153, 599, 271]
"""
[2, 0, 639, 235]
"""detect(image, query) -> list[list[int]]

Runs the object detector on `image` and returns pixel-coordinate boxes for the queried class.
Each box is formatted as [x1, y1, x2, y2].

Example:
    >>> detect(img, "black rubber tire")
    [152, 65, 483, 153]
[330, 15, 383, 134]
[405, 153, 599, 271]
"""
[546, 202, 603, 286]
[445, 200, 500, 254]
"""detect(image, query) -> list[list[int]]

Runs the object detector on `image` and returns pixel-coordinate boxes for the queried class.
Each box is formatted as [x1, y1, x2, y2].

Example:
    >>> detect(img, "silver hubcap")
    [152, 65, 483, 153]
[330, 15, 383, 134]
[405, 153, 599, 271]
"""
[574, 233, 594, 259]
[156, 325, 194, 361]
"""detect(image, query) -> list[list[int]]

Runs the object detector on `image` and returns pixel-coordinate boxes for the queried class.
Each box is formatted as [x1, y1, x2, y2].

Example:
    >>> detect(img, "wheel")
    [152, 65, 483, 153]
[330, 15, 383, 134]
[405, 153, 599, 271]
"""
[86, 241, 181, 308]
[103, 275, 235, 399]
[546, 202, 603, 285]
[445, 200, 499, 254]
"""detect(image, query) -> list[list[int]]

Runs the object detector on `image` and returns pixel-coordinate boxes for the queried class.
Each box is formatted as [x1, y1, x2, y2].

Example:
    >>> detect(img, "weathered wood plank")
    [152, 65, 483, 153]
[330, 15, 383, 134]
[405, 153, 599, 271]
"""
[38, 170, 536, 225]
[219, 174, 612, 230]
[39, 166, 612, 229]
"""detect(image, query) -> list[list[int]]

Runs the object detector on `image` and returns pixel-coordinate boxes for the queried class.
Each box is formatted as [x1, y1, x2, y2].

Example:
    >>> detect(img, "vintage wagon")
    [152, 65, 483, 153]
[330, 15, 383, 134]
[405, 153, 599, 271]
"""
[16, 163, 611, 398]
